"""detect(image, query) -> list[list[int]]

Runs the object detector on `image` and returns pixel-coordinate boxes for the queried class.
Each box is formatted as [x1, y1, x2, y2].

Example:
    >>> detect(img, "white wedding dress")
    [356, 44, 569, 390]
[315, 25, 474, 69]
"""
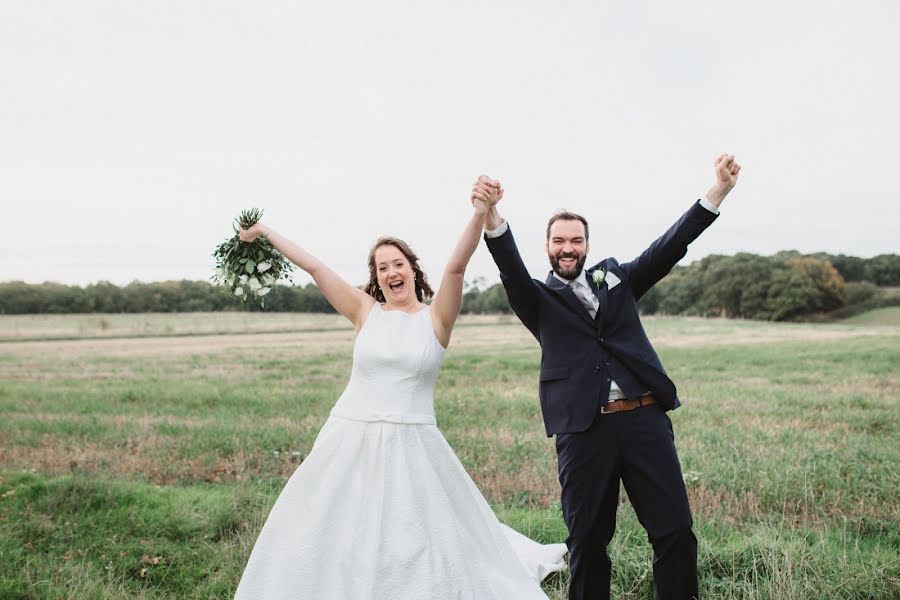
[234, 302, 567, 599]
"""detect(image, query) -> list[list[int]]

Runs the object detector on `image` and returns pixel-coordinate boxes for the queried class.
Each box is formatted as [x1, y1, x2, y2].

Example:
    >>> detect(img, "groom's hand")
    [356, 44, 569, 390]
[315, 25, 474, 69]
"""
[471, 175, 504, 211]
[705, 154, 741, 208]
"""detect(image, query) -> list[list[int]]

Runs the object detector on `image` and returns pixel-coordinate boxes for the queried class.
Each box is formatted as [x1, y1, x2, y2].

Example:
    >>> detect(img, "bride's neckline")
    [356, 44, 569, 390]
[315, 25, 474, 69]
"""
[379, 302, 428, 315]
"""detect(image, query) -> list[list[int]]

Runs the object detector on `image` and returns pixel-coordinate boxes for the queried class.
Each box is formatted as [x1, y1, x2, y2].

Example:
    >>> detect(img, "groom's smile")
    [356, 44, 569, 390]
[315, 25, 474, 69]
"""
[546, 216, 590, 280]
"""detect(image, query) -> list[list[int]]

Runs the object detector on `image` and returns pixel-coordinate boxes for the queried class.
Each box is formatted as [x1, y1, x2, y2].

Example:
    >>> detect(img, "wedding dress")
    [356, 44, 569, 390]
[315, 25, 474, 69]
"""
[234, 302, 567, 599]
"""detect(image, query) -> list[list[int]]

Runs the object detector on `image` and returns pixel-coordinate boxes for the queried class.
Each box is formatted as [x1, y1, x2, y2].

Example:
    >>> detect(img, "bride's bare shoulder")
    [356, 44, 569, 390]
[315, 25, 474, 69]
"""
[354, 299, 379, 334]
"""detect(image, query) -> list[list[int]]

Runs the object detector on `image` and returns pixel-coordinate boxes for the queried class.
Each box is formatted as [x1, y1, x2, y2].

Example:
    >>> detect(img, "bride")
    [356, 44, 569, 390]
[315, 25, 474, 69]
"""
[233, 176, 567, 599]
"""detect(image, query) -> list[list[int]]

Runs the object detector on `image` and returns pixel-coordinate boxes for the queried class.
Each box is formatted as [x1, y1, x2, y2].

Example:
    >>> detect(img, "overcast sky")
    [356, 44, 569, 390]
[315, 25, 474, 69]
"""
[2, 0, 898, 288]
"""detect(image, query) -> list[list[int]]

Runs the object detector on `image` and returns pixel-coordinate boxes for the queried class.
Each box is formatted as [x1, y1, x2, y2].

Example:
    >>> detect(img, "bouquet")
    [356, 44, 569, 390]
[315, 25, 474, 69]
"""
[212, 208, 295, 306]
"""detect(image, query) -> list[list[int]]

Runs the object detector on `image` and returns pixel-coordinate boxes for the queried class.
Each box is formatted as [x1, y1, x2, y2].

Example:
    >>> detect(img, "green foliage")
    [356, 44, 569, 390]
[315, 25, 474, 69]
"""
[844, 281, 881, 306]
[0, 280, 334, 315]
[211, 208, 295, 306]
[460, 282, 512, 314]
[813, 253, 867, 282]
[862, 254, 900, 286]
[2, 251, 897, 321]
[764, 268, 825, 320]
[657, 264, 706, 315]
[783, 256, 846, 310]
[639, 252, 897, 321]
[645, 254, 836, 320]
[826, 293, 900, 321]
[814, 253, 900, 285]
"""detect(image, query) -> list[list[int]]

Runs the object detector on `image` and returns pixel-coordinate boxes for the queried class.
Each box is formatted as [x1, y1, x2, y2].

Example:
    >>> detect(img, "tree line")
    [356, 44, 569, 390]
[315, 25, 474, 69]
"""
[1, 252, 897, 320]
[636, 252, 899, 320]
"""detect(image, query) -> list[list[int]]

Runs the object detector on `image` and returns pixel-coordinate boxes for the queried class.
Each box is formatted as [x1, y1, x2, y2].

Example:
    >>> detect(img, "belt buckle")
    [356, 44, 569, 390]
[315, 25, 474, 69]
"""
[600, 402, 615, 415]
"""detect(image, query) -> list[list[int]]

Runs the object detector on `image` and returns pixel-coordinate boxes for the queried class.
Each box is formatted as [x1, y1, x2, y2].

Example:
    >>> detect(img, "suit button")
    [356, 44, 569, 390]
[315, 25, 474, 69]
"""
[594, 365, 601, 372]
[599, 337, 604, 343]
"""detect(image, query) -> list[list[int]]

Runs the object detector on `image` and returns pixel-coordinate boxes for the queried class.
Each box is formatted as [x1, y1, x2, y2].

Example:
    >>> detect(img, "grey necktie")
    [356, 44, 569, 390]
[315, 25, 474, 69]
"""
[570, 280, 598, 319]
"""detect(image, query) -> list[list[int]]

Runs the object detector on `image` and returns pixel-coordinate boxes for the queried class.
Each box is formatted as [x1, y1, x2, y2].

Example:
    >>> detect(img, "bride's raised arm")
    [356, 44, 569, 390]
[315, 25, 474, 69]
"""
[239, 225, 375, 332]
[430, 175, 502, 348]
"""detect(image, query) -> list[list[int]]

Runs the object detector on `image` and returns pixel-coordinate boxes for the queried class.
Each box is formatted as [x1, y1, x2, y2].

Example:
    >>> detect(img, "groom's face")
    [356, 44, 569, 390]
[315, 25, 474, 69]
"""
[546, 219, 589, 280]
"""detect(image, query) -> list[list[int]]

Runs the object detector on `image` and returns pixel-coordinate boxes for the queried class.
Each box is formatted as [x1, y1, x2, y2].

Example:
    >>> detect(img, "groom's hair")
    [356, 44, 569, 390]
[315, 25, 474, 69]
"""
[546, 211, 589, 241]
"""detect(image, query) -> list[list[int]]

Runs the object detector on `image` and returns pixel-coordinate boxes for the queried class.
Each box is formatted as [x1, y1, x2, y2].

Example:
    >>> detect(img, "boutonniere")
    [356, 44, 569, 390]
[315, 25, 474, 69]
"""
[592, 268, 607, 287]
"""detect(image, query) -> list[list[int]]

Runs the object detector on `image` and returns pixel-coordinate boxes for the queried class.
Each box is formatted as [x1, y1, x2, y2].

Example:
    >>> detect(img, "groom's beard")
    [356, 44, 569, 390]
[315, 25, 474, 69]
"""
[549, 251, 587, 280]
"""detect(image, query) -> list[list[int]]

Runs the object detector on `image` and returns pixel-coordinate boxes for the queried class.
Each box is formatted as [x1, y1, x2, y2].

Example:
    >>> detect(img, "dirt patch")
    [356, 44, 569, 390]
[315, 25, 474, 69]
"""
[1, 330, 357, 359]
[469, 462, 561, 507]
[650, 327, 893, 349]
[0, 411, 324, 432]
[5, 318, 889, 361]
[0, 432, 313, 486]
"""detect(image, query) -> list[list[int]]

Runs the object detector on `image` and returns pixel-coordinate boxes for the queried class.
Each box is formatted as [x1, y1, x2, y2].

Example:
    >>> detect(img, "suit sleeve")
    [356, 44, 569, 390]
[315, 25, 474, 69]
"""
[484, 225, 541, 337]
[621, 200, 719, 300]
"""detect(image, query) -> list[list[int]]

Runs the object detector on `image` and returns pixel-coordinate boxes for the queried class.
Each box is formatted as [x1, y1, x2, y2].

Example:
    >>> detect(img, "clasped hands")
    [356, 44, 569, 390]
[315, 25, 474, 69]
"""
[471, 175, 503, 212]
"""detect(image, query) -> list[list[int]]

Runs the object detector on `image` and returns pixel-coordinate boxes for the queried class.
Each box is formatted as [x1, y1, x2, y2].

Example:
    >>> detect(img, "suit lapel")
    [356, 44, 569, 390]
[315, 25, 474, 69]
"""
[545, 272, 595, 327]
[586, 267, 608, 328]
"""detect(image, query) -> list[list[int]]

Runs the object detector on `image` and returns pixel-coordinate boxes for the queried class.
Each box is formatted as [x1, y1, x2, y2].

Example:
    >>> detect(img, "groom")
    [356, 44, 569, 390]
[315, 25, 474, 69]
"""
[477, 154, 741, 600]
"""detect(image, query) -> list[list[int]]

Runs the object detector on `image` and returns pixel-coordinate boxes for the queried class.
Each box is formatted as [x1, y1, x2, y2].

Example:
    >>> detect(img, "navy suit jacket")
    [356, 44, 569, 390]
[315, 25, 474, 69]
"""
[485, 200, 719, 436]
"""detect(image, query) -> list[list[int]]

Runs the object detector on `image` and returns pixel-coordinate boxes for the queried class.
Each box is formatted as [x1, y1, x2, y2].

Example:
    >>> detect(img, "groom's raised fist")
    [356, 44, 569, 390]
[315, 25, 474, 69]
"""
[715, 154, 741, 187]
[706, 154, 741, 208]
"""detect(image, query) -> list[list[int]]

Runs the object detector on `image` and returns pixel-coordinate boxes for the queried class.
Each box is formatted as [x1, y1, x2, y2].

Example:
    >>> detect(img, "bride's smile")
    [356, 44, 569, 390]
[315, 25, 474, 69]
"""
[375, 245, 418, 310]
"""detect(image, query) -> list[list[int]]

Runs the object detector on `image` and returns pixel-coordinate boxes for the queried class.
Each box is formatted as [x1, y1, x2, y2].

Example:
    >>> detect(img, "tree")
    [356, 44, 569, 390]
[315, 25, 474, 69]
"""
[699, 254, 774, 318]
[863, 254, 900, 286]
[784, 257, 846, 311]
[815, 253, 866, 282]
[764, 268, 823, 321]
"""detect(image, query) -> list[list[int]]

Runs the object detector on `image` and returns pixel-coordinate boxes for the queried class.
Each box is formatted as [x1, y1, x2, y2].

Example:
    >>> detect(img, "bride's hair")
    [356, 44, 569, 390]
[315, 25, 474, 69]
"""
[365, 236, 434, 303]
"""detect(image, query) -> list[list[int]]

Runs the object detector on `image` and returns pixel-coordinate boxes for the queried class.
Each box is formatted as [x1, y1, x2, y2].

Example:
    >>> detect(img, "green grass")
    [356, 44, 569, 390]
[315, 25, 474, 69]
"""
[0, 311, 511, 342]
[841, 306, 900, 326]
[0, 312, 349, 342]
[1, 313, 898, 598]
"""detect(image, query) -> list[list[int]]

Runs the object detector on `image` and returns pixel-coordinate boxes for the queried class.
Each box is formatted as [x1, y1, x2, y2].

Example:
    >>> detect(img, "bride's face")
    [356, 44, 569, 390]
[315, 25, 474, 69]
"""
[375, 245, 415, 305]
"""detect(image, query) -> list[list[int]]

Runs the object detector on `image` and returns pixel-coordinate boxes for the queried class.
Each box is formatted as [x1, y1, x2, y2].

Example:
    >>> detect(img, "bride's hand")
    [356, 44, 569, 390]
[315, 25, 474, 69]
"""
[239, 223, 263, 243]
[471, 175, 503, 211]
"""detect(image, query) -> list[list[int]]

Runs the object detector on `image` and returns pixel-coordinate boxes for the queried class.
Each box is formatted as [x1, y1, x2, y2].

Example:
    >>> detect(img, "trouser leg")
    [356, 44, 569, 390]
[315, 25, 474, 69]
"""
[556, 413, 621, 600]
[619, 406, 698, 600]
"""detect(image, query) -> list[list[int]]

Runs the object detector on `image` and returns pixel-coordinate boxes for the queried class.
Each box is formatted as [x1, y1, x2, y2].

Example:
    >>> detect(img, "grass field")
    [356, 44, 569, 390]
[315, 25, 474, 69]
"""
[1, 312, 898, 599]
[841, 306, 900, 326]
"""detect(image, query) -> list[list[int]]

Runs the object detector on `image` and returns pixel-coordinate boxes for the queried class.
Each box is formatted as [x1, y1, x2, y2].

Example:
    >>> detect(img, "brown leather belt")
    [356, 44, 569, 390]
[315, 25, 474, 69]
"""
[600, 393, 656, 415]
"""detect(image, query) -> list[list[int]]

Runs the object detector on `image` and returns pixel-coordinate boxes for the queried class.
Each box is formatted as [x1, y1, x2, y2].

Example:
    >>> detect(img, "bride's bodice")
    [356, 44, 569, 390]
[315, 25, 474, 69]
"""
[330, 302, 445, 424]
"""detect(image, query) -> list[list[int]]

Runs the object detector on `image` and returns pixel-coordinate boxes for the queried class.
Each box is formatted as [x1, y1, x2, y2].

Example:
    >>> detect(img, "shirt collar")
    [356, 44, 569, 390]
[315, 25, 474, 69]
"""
[553, 268, 591, 289]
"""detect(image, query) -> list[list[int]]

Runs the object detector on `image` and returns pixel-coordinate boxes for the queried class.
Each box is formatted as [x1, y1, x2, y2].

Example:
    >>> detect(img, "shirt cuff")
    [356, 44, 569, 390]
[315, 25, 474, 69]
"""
[698, 197, 720, 215]
[484, 220, 509, 238]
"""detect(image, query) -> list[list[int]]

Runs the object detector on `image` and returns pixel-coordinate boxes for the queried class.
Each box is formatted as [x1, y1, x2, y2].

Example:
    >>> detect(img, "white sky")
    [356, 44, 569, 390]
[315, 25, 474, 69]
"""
[2, 0, 898, 288]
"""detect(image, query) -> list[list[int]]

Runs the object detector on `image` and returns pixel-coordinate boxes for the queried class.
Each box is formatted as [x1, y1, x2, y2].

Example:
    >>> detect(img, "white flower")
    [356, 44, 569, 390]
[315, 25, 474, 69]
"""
[239, 274, 249, 284]
[215, 267, 225, 279]
[262, 274, 275, 285]
[234, 287, 244, 296]
[257, 260, 272, 273]
[248, 277, 262, 291]
[592, 268, 607, 287]
[257, 287, 271, 296]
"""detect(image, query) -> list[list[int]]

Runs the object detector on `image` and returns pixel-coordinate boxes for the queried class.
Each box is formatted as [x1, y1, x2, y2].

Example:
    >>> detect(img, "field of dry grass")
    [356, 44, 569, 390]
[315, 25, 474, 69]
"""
[1, 312, 898, 598]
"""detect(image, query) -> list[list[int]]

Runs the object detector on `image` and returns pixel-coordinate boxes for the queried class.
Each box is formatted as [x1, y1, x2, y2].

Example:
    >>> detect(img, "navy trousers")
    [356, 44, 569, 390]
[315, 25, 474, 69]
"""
[555, 404, 698, 600]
